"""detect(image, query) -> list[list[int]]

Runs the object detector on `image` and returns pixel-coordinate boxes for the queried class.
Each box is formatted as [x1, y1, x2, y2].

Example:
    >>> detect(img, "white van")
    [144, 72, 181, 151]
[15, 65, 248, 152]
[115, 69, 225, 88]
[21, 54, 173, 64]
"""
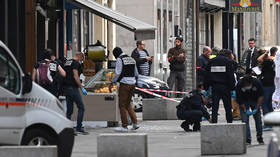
[0, 41, 74, 157]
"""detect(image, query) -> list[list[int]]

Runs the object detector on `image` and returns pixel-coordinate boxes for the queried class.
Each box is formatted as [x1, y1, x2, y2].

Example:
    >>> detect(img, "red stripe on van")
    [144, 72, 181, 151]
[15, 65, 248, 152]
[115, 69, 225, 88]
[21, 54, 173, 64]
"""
[0, 102, 26, 106]
[8, 102, 26, 106]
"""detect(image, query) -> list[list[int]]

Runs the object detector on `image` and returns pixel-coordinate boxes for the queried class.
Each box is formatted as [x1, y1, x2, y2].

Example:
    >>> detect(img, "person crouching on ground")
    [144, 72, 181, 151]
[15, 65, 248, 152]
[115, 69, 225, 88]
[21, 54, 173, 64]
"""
[176, 84, 211, 132]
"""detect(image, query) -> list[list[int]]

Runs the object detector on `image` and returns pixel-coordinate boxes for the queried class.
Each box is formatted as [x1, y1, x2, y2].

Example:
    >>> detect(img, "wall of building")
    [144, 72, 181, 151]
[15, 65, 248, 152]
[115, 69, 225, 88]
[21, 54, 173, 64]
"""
[115, 0, 156, 75]
[262, 0, 278, 46]
[115, 0, 156, 55]
[214, 11, 223, 49]
[0, 0, 27, 72]
[94, 0, 106, 47]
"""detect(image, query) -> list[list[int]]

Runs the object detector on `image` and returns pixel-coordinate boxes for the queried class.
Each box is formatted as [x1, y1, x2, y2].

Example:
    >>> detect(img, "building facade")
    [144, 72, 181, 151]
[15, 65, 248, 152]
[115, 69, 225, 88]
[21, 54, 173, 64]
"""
[116, 0, 182, 83]
[1, 0, 279, 91]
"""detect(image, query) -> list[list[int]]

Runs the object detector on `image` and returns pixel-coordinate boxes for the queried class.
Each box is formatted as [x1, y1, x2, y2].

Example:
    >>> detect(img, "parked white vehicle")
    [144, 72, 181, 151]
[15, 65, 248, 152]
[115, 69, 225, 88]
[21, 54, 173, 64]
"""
[0, 41, 74, 157]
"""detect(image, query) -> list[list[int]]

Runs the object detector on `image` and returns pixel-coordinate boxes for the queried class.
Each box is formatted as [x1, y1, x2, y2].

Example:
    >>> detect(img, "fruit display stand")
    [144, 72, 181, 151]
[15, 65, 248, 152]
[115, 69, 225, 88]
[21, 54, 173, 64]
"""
[73, 69, 120, 122]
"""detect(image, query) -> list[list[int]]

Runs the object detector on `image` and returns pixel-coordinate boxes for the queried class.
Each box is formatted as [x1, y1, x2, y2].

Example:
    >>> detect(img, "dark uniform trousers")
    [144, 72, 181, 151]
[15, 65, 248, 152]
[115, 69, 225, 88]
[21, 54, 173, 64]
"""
[181, 110, 203, 130]
[119, 83, 138, 127]
[212, 84, 233, 123]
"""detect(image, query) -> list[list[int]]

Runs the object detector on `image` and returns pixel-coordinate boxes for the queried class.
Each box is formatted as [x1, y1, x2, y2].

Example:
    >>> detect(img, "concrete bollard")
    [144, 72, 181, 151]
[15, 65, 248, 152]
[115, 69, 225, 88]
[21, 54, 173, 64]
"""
[201, 123, 246, 155]
[142, 98, 181, 120]
[97, 133, 148, 157]
[0, 146, 57, 157]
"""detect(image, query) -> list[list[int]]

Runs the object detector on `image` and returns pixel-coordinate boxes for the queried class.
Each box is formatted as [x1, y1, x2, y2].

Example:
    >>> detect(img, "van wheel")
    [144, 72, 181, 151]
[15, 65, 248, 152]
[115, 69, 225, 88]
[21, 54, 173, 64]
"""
[21, 128, 57, 146]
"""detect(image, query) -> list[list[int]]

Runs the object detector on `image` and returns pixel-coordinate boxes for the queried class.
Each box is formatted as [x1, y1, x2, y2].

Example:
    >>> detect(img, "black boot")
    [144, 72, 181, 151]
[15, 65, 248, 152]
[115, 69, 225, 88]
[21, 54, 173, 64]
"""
[193, 122, 201, 131]
[181, 121, 192, 132]
[257, 136, 264, 145]
[246, 139, 251, 145]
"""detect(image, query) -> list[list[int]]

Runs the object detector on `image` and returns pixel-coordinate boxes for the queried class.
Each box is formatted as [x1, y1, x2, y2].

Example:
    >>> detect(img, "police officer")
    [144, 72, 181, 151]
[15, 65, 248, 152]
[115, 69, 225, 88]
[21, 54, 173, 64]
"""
[236, 75, 264, 145]
[205, 50, 235, 123]
[32, 49, 66, 96]
[111, 47, 139, 132]
[177, 84, 211, 132]
[63, 52, 88, 135]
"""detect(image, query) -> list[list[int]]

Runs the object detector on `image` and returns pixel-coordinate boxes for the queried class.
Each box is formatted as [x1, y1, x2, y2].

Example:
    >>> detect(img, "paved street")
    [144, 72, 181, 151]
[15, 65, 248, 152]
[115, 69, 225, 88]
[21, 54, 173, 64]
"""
[72, 108, 272, 157]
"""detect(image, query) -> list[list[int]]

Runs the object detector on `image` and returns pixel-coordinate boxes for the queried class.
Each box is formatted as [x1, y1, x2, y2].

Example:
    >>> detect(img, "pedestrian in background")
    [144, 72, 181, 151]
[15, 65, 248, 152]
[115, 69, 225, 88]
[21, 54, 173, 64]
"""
[32, 49, 66, 96]
[242, 38, 261, 74]
[236, 75, 264, 145]
[131, 40, 152, 76]
[197, 46, 212, 85]
[49, 51, 65, 97]
[210, 46, 221, 59]
[111, 47, 139, 132]
[63, 52, 88, 135]
[197, 46, 213, 110]
[205, 50, 235, 123]
[273, 49, 280, 109]
[167, 37, 187, 98]
[258, 47, 277, 131]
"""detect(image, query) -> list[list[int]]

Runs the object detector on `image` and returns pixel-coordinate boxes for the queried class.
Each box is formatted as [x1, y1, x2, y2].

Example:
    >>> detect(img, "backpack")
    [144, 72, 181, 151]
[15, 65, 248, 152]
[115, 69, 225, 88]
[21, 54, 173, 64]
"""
[36, 62, 53, 86]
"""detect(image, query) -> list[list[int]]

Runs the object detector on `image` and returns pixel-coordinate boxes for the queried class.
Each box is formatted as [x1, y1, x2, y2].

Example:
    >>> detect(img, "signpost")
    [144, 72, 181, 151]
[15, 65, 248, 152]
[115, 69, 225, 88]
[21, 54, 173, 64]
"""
[229, 0, 262, 12]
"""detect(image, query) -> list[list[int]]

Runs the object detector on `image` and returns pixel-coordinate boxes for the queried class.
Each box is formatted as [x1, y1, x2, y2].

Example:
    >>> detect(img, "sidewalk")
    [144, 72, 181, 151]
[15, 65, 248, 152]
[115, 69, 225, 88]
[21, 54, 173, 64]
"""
[72, 109, 272, 157]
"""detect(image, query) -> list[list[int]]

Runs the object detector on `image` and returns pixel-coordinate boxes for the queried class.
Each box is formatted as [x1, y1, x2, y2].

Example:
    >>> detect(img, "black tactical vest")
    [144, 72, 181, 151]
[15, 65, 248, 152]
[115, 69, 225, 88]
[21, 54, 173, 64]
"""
[117, 55, 136, 82]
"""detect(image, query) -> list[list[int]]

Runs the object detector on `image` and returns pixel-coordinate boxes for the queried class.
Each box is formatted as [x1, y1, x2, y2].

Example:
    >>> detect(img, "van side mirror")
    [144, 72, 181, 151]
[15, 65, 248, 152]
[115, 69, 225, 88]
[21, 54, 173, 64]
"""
[22, 73, 32, 94]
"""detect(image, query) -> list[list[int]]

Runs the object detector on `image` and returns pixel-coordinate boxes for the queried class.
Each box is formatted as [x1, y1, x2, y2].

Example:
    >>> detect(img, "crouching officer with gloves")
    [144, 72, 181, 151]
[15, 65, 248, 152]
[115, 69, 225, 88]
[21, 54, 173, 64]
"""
[111, 47, 140, 132]
[176, 84, 211, 132]
[205, 50, 235, 123]
[236, 75, 264, 145]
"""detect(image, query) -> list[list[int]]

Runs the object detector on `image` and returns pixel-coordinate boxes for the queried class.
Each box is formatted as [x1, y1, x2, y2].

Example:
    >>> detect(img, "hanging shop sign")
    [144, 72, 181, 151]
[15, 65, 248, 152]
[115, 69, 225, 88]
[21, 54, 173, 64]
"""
[229, 0, 262, 12]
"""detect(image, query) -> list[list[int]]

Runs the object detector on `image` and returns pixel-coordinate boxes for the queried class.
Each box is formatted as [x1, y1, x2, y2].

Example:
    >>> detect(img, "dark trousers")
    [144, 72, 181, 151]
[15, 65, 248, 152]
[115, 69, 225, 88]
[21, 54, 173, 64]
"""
[167, 71, 185, 97]
[64, 87, 85, 130]
[119, 84, 137, 127]
[262, 86, 275, 115]
[240, 102, 263, 140]
[42, 83, 57, 97]
[181, 110, 202, 130]
[212, 85, 232, 123]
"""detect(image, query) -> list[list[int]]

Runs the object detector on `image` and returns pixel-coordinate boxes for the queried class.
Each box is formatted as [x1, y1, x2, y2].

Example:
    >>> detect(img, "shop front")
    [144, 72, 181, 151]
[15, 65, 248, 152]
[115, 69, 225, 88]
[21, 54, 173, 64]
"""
[65, 0, 156, 122]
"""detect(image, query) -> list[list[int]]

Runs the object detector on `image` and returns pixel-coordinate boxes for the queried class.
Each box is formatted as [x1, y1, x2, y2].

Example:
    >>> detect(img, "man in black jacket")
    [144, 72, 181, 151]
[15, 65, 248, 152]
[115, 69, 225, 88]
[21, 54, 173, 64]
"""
[205, 51, 235, 123]
[197, 46, 212, 84]
[131, 40, 152, 76]
[241, 38, 261, 74]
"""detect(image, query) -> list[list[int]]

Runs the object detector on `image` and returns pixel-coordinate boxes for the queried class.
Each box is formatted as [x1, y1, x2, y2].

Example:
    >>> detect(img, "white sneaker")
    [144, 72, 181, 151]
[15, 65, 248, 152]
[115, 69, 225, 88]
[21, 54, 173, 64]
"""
[131, 123, 140, 130]
[114, 126, 128, 132]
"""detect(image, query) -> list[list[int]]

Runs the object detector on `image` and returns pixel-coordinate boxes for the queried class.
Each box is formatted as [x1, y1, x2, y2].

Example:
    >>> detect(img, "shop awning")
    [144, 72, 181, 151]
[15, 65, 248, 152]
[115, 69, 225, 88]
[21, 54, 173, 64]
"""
[200, 0, 226, 12]
[68, 0, 156, 40]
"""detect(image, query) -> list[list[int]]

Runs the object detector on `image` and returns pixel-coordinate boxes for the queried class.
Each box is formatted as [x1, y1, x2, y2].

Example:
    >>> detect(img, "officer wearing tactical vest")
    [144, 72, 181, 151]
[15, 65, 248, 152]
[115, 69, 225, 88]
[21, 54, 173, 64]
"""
[205, 50, 235, 123]
[111, 47, 139, 132]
